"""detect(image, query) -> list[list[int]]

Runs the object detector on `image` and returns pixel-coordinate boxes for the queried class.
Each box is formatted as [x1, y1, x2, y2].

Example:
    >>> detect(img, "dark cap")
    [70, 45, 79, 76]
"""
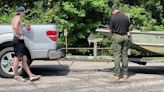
[16, 6, 25, 13]
[112, 4, 119, 11]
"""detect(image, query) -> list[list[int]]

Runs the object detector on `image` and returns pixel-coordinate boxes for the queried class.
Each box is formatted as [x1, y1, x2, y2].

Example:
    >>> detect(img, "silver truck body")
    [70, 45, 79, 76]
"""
[0, 24, 61, 59]
[0, 24, 62, 77]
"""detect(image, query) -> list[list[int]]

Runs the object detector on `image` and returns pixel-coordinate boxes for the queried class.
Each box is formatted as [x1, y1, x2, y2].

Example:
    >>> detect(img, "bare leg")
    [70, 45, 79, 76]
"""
[22, 55, 33, 77]
[22, 55, 41, 81]
[13, 56, 19, 76]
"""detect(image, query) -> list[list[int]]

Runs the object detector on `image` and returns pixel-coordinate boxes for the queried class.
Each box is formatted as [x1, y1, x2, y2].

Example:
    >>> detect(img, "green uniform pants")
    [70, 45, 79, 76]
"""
[112, 34, 130, 76]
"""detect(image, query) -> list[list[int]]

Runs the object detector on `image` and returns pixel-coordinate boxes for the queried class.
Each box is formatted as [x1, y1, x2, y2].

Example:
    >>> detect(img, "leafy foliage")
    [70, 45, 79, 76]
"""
[0, 0, 163, 55]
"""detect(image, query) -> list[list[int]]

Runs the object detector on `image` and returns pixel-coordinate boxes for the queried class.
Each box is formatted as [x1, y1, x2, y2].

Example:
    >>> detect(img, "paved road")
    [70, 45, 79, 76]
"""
[1, 60, 164, 92]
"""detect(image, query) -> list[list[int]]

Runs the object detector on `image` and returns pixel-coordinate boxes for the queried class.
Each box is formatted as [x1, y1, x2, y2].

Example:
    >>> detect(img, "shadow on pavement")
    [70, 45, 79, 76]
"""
[97, 65, 164, 78]
[26, 62, 164, 78]
[28, 65, 70, 76]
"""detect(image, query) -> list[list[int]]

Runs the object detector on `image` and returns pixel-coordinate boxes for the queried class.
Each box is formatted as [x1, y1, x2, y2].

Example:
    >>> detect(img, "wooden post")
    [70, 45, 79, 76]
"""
[64, 29, 68, 54]
[93, 42, 97, 57]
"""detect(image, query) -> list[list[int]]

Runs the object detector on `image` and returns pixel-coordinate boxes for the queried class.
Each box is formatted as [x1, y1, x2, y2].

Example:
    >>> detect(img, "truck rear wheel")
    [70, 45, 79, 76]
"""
[0, 47, 32, 78]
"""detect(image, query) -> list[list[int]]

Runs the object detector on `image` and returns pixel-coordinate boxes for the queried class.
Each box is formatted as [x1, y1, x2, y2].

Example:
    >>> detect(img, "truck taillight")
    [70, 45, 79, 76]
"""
[46, 30, 58, 42]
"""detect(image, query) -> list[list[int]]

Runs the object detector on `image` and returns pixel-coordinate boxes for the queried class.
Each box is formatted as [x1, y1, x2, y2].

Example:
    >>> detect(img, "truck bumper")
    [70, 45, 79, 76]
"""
[48, 49, 62, 59]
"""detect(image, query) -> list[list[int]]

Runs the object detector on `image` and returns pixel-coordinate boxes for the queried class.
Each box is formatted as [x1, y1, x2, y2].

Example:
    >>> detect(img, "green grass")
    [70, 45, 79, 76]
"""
[143, 57, 164, 60]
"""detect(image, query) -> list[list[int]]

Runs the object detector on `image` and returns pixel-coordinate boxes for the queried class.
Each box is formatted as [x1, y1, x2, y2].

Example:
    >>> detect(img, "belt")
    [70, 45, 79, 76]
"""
[113, 32, 127, 35]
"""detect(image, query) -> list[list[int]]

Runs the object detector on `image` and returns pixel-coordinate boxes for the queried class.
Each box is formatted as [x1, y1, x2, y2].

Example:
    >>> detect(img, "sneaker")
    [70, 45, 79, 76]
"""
[14, 76, 26, 82]
[30, 74, 41, 81]
[109, 75, 119, 81]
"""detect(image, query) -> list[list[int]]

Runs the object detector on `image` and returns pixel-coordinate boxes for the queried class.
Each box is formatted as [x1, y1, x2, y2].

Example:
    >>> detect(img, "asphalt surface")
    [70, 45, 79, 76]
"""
[1, 60, 164, 92]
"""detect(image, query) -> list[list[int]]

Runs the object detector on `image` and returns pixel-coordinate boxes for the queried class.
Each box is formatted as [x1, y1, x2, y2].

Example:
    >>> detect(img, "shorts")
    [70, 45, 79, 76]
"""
[12, 36, 27, 57]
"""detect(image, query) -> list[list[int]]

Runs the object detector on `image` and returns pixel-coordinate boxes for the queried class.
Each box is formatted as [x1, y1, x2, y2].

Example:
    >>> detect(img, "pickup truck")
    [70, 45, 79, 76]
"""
[0, 24, 62, 78]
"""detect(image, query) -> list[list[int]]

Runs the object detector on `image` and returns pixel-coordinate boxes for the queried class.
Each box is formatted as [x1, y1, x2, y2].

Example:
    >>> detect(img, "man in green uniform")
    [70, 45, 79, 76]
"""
[109, 5, 130, 80]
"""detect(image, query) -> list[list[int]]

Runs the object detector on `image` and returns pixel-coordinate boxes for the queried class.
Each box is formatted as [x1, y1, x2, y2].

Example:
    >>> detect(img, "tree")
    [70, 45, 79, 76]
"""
[0, 0, 163, 55]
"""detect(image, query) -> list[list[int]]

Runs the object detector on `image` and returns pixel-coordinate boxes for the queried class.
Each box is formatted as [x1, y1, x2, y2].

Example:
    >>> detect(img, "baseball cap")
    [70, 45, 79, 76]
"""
[16, 6, 26, 13]
[112, 4, 119, 11]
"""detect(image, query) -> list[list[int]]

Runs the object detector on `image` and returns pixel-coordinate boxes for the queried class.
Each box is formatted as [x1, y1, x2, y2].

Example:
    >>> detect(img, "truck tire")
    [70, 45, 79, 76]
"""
[0, 47, 32, 78]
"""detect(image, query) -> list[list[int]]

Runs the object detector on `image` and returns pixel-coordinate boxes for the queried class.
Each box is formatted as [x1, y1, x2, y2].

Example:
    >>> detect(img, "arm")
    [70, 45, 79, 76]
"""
[127, 20, 131, 36]
[125, 13, 131, 32]
[109, 16, 114, 33]
[129, 26, 131, 32]
[128, 18, 131, 32]
[12, 16, 23, 39]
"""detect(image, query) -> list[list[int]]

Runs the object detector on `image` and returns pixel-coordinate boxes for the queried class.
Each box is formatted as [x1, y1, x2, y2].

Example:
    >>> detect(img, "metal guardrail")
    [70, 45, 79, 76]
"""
[62, 47, 112, 57]
[61, 47, 111, 50]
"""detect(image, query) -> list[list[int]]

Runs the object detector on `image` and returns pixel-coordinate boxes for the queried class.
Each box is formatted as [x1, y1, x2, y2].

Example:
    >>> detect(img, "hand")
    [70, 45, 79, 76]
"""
[26, 24, 31, 31]
[109, 29, 112, 33]
[127, 32, 131, 37]
[18, 35, 24, 40]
